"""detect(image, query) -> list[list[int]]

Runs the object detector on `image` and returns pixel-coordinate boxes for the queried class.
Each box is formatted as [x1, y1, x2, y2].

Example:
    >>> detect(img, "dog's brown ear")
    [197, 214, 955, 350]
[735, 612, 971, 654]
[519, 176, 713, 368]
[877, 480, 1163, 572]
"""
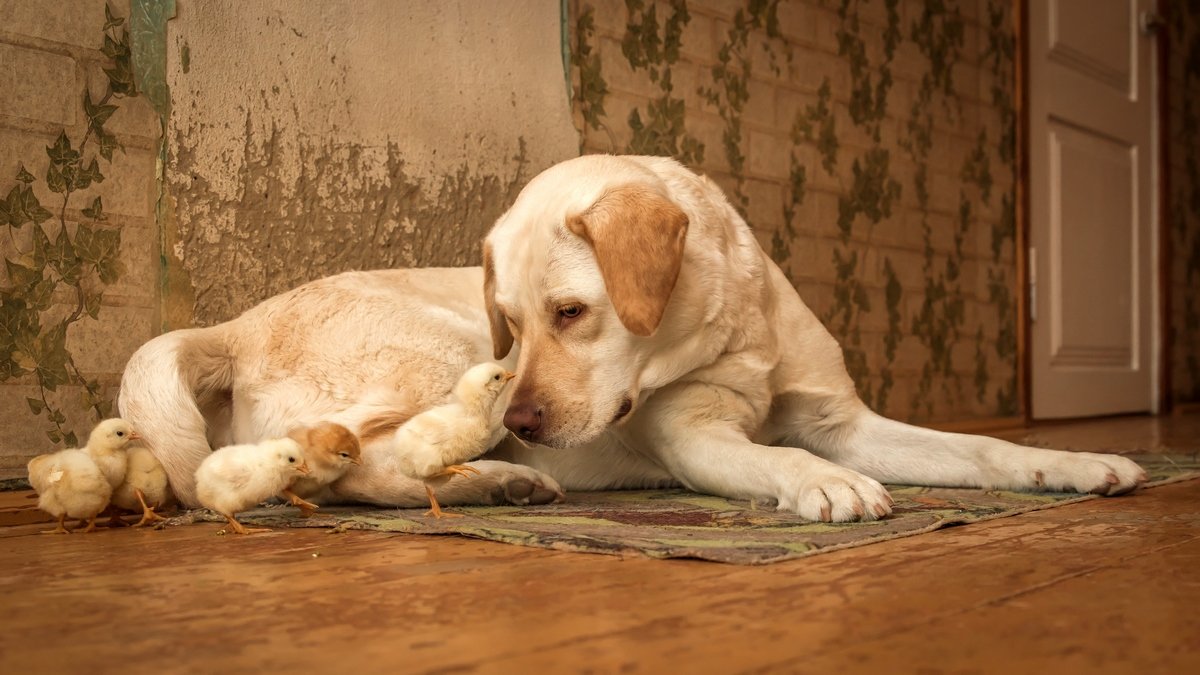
[567, 184, 689, 336]
[483, 242, 514, 360]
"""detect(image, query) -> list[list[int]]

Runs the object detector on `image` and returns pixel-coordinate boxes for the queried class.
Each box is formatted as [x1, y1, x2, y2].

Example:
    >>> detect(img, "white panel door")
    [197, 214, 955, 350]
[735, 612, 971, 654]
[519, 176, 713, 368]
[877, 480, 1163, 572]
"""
[1029, 0, 1158, 418]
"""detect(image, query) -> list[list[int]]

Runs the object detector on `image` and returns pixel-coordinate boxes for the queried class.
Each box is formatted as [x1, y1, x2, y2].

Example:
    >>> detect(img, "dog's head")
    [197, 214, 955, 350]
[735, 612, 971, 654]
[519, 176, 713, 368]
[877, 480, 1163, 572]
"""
[483, 157, 693, 448]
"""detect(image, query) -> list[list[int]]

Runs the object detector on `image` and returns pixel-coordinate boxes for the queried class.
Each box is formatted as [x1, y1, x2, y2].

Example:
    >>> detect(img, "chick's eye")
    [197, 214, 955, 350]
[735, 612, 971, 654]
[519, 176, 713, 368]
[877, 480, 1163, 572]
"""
[493, 374, 501, 380]
[288, 457, 295, 463]
[340, 453, 349, 458]
[116, 431, 124, 437]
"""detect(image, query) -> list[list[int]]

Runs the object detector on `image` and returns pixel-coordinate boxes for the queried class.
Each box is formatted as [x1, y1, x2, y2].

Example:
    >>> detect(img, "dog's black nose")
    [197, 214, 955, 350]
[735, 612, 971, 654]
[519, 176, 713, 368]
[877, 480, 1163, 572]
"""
[504, 403, 543, 442]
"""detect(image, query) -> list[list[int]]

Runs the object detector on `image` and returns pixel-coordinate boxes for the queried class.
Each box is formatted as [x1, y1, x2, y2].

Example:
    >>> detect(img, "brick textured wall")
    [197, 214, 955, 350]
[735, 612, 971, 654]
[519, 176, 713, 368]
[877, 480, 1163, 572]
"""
[0, 1, 159, 477]
[569, 0, 1019, 423]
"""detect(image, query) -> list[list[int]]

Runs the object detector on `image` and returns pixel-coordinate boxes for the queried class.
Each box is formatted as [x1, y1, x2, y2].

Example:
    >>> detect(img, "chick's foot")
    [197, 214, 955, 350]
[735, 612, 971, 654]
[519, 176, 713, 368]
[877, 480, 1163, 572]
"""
[40, 515, 71, 535]
[423, 483, 465, 519]
[133, 488, 168, 527]
[221, 515, 271, 535]
[282, 488, 320, 517]
[431, 465, 482, 481]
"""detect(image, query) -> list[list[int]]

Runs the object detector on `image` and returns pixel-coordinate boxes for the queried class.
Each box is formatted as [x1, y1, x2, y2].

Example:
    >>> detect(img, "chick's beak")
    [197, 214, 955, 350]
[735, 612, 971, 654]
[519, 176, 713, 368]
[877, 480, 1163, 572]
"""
[350, 456, 363, 466]
[129, 431, 143, 441]
[502, 371, 516, 382]
[297, 462, 312, 475]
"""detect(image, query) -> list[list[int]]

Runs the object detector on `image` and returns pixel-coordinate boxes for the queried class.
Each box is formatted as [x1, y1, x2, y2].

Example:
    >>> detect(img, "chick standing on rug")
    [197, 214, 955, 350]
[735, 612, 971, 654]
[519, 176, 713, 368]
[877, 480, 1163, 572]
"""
[280, 422, 362, 517]
[194, 438, 311, 535]
[112, 446, 175, 527]
[26, 419, 141, 534]
[391, 362, 515, 518]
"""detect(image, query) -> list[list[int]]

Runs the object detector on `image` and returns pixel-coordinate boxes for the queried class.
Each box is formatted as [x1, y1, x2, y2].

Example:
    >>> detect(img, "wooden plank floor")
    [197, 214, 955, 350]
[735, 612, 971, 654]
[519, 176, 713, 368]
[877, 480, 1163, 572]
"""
[1, 415, 1198, 674]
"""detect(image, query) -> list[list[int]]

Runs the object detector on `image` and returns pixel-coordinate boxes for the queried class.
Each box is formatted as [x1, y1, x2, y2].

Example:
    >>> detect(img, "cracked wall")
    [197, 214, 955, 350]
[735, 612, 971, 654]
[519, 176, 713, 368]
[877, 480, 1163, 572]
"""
[165, 0, 579, 326]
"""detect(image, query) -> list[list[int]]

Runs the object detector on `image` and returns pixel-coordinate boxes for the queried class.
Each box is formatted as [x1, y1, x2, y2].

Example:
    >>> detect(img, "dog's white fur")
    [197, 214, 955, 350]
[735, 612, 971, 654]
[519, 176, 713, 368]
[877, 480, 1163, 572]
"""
[119, 155, 1146, 520]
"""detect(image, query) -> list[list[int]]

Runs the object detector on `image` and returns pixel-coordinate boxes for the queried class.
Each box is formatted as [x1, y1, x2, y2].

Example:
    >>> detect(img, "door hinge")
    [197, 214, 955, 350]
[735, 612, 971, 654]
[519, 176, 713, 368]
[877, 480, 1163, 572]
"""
[1028, 246, 1037, 323]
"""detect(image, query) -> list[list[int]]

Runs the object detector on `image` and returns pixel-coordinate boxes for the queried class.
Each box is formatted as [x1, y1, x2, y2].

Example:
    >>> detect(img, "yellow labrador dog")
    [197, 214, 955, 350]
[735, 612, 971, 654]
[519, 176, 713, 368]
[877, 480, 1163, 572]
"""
[119, 155, 1146, 520]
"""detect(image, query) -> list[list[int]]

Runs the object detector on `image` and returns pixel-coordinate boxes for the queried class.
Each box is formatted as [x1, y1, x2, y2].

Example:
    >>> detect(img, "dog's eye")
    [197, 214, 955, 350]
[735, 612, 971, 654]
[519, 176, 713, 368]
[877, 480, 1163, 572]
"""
[340, 453, 349, 458]
[557, 305, 584, 325]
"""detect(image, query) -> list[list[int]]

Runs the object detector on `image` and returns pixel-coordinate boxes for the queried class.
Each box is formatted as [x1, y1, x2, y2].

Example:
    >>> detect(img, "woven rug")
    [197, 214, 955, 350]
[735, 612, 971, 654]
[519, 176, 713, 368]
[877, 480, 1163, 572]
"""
[180, 452, 1200, 565]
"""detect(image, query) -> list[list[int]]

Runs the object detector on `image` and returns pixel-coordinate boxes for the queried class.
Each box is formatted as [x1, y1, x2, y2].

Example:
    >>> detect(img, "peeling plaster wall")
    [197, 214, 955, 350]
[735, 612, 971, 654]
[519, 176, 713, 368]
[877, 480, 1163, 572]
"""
[166, 0, 578, 326]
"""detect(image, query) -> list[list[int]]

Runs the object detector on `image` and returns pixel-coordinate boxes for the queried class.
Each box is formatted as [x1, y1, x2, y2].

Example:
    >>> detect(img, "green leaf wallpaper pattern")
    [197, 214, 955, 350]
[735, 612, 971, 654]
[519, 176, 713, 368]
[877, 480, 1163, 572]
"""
[569, 0, 1019, 422]
[1, 4, 135, 447]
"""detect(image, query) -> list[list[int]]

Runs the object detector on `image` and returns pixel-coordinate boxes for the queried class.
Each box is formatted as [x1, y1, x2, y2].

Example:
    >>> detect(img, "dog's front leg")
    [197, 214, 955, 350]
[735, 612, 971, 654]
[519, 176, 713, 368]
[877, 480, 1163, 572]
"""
[627, 384, 893, 522]
[775, 402, 1147, 495]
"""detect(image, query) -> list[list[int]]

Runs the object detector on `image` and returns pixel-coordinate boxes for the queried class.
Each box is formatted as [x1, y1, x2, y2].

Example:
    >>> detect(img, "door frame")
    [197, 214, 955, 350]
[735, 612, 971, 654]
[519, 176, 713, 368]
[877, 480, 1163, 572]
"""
[1015, 0, 1172, 422]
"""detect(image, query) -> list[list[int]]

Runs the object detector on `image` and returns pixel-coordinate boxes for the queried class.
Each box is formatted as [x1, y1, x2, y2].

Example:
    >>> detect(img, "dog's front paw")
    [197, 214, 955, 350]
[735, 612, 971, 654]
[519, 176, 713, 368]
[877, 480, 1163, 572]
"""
[1035, 452, 1147, 496]
[777, 465, 893, 522]
[485, 463, 565, 506]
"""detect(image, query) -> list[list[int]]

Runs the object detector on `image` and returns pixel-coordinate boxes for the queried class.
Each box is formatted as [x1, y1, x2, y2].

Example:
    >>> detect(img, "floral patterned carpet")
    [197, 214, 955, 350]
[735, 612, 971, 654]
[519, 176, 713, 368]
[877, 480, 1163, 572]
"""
[182, 453, 1200, 565]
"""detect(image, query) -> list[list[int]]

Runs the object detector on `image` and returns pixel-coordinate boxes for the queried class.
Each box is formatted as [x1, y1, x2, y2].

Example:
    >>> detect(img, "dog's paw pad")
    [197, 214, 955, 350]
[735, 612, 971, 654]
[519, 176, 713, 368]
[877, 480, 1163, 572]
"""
[1039, 453, 1146, 496]
[504, 478, 535, 502]
[491, 467, 565, 506]
[529, 486, 563, 505]
[779, 466, 892, 523]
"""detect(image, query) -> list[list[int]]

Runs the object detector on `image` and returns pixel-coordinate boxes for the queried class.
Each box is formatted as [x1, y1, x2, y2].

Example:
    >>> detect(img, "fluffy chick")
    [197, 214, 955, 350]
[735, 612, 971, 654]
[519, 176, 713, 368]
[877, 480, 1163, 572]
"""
[392, 362, 514, 518]
[82, 418, 140, 527]
[281, 422, 361, 517]
[112, 446, 175, 527]
[83, 418, 140, 490]
[27, 450, 112, 534]
[195, 438, 311, 535]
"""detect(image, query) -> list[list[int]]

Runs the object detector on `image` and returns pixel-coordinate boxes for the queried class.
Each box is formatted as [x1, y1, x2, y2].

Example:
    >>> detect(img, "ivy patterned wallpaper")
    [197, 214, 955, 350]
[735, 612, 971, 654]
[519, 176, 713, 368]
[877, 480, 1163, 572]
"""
[0, 1, 159, 477]
[570, 0, 1019, 423]
[1168, 1, 1200, 406]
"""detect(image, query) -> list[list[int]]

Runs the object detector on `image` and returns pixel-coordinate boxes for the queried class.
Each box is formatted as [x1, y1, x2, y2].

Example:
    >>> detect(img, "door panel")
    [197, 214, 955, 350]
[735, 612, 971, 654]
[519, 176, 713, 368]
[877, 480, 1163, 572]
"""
[1048, 0, 1133, 94]
[1048, 121, 1135, 368]
[1029, 0, 1157, 418]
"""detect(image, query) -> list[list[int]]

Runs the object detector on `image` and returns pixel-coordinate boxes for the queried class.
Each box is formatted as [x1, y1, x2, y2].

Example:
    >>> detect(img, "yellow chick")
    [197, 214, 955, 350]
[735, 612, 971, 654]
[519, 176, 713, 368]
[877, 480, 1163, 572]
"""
[80, 418, 140, 527]
[27, 450, 112, 534]
[83, 418, 140, 491]
[281, 422, 362, 517]
[194, 437, 311, 535]
[392, 362, 515, 518]
[111, 446, 175, 527]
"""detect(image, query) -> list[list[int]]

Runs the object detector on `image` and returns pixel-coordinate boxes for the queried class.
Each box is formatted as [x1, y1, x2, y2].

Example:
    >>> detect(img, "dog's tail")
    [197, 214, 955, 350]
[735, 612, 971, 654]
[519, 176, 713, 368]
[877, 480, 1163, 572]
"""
[118, 325, 235, 507]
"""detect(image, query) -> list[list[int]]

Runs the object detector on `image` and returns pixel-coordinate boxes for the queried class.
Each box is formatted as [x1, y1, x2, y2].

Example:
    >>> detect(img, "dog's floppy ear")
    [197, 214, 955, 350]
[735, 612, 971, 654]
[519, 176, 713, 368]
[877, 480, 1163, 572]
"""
[483, 242, 514, 360]
[567, 184, 689, 336]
